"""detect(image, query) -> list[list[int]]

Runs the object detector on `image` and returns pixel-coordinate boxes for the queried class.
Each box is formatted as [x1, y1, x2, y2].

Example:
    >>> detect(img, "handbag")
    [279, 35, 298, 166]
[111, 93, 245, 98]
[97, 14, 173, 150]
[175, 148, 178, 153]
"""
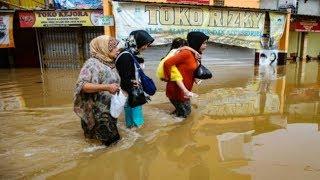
[194, 61, 213, 79]
[110, 90, 128, 118]
[128, 86, 148, 108]
[129, 53, 157, 96]
[137, 68, 157, 95]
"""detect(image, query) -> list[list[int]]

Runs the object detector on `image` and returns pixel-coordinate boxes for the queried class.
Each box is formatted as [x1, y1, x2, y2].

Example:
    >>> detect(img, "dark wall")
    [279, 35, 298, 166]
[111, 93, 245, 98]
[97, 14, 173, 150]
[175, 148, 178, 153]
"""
[0, 48, 9, 68]
[12, 13, 40, 68]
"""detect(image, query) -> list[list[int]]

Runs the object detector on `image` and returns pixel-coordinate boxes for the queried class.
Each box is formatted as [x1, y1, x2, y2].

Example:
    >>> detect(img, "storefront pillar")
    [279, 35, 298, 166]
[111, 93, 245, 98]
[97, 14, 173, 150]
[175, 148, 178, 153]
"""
[103, 0, 115, 37]
[301, 32, 308, 60]
[278, 9, 291, 65]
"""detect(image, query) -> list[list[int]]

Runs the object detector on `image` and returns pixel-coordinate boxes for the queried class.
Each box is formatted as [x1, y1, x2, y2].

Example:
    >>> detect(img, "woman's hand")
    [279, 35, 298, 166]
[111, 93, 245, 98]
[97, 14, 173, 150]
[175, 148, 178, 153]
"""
[106, 83, 120, 94]
[179, 46, 202, 60]
[131, 80, 140, 87]
[195, 53, 202, 60]
[160, 78, 169, 82]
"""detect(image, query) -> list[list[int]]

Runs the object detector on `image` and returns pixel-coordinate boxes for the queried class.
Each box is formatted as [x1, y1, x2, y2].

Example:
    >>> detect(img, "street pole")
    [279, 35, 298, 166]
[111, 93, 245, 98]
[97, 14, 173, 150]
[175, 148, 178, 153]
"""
[35, 28, 44, 74]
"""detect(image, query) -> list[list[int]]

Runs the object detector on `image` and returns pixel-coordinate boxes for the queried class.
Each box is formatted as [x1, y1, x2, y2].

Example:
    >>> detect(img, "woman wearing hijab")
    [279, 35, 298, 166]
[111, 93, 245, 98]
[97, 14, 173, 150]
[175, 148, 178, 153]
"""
[116, 30, 154, 128]
[74, 35, 121, 146]
[163, 31, 209, 118]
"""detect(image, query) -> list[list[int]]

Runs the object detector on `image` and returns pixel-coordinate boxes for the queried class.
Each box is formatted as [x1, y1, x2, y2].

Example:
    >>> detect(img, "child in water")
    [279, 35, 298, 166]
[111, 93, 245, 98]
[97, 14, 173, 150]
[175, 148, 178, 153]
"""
[157, 38, 201, 98]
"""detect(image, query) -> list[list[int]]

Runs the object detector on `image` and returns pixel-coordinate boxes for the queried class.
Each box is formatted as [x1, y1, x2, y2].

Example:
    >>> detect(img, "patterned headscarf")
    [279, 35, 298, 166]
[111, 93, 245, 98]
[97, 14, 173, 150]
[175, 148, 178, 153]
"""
[124, 30, 154, 55]
[90, 35, 119, 68]
[124, 34, 138, 54]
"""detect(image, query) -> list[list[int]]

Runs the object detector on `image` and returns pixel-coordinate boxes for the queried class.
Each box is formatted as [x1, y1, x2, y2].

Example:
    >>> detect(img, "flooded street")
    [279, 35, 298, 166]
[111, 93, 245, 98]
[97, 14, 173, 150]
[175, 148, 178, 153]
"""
[0, 60, 319, 180]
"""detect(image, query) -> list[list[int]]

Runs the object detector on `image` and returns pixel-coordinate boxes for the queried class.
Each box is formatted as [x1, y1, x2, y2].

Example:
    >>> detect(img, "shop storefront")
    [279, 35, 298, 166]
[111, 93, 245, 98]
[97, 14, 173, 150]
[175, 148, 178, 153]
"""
[18, 9, 108, 68]
[36, 27, 103, 68]
[288, 15, 320, 60]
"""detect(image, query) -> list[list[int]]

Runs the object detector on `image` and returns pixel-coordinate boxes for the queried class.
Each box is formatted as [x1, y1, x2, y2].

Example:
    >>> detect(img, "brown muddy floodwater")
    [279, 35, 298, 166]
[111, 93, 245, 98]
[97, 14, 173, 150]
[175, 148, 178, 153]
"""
[0, 61, 319, 180]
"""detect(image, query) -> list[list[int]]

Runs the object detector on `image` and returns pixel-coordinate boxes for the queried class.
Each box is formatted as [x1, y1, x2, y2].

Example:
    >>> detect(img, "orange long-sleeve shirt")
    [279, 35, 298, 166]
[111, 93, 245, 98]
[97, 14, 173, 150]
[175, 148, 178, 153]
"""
[164, 49, 198, 101]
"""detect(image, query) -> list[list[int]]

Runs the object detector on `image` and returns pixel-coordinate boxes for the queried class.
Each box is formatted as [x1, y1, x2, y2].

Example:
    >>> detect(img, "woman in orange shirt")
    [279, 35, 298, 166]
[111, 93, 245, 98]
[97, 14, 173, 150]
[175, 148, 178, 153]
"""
[163, 31, 209, 118]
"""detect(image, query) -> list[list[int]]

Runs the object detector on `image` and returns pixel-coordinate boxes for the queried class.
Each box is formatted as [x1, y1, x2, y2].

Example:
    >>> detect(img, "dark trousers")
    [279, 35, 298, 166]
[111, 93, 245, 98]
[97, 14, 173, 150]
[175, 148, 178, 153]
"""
[169, 99, 191, 118]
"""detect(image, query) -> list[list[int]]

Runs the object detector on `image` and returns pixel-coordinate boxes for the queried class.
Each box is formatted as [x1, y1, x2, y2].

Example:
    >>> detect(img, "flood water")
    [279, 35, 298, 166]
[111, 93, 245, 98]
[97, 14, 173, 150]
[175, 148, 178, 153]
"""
[0, 60, 319, 180]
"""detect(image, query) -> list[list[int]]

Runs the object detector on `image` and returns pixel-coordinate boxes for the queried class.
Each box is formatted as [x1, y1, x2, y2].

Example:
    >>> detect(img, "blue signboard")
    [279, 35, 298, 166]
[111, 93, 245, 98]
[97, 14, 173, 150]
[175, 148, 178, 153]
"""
[54, 0, 102, 9]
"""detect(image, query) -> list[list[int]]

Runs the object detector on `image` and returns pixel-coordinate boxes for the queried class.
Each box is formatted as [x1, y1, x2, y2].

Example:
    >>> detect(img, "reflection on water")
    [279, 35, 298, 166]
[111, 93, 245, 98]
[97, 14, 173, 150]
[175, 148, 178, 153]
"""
[236, 123, 320, 180]
[0, 61, 319, 179]
[217, 130, 254, 161]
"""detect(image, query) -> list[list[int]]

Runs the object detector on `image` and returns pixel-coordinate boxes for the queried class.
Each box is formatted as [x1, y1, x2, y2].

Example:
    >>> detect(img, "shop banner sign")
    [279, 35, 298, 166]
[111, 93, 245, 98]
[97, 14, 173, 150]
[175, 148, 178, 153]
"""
[290, 21, 320, 32]
[116, 0, 210, 5]
[113, 2, 266, 49]
[19, 10, 113, 27]
[269, 13, 286, 48]
[0, 14, 14, 48]
[167, 0, 210, 5]
[53, 0, 102, 9]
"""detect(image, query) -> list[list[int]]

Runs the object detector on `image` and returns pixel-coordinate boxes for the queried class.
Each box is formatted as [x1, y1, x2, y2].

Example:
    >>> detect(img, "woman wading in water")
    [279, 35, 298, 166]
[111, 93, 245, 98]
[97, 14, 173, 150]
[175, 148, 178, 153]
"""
[74, 35, 122, 146]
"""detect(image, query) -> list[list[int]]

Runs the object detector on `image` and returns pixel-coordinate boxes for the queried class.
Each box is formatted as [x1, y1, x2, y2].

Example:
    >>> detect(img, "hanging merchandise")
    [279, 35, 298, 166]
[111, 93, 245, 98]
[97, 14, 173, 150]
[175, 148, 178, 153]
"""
[269, 13, 286, 49]
[0, 13, 14, 48]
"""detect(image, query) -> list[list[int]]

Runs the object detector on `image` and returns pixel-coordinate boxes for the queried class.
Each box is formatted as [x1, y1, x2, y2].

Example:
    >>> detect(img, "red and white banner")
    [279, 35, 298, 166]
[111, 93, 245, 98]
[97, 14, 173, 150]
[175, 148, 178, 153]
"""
[290, 21, 320, 33]
[0, 14, 14, 48]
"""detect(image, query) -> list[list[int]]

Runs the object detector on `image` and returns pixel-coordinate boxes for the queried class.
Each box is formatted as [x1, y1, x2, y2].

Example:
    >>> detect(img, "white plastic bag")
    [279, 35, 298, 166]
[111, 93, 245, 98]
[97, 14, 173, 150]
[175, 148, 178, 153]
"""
[110, 90, 128, 118]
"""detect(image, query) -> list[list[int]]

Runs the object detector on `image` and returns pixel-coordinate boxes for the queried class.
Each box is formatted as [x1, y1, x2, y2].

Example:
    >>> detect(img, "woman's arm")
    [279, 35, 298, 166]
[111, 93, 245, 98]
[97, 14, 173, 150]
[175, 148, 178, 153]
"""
[75, 60, 120, 95]
[179, 46, 201, 60]
[82, 83, 119, 94]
